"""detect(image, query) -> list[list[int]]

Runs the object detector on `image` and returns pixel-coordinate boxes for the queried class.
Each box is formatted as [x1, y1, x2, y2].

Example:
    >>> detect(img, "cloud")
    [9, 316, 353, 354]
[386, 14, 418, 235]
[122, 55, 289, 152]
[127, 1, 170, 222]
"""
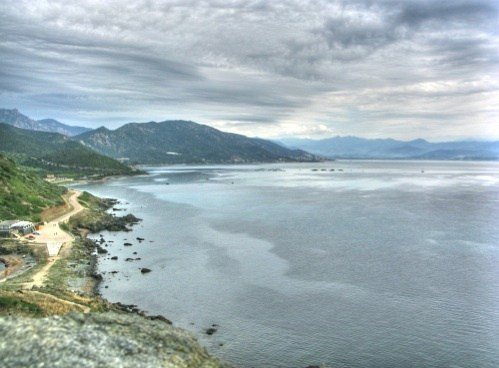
[0, 0, 497, 140]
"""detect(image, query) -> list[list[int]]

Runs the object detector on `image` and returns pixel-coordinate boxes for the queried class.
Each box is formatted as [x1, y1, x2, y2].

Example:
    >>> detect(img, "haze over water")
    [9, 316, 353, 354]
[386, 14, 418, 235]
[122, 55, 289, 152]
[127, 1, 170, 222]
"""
[79, 161, 499, 368]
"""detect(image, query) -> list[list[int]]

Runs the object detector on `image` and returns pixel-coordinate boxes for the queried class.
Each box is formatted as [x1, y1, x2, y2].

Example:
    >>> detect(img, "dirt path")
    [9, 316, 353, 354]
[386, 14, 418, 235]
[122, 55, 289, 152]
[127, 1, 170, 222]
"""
[23, 191, 84, 289]
[29, 290, 91, 313]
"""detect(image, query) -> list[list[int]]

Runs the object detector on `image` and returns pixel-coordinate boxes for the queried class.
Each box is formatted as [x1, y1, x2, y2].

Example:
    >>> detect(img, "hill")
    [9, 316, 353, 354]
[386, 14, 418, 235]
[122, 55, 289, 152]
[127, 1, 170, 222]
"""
[0, 108, 91, 136]
[75, 120, 320, 164]
[0, 154, 65, 221]
[0, 124, 138, 178]
[280, 136, 499, 160]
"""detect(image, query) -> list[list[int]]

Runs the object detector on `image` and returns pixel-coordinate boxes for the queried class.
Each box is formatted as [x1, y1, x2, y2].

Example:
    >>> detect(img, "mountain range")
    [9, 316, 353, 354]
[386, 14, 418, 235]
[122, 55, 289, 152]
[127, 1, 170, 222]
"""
[0, 123, 136, 177]
[0, 108, 91, 136]
[74, 121, 319, 164]
[280, 136, 499, 160]
[2, 108, 497, 165]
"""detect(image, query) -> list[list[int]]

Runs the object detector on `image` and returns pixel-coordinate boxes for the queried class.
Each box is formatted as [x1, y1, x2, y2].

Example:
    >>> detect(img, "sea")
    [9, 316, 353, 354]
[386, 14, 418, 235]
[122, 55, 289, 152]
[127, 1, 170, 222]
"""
[77, 160, 499, 368]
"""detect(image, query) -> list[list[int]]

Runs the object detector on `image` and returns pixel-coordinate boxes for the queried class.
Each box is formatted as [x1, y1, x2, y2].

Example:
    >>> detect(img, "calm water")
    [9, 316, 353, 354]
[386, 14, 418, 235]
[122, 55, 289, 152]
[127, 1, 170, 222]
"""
[78, 161, 499, 368]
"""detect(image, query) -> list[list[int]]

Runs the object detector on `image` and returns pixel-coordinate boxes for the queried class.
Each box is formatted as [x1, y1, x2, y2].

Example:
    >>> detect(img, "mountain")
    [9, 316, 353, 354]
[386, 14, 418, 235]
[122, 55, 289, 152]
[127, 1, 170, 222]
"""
[0, 154, 65, 221]
[0, 108, 91, 136]
[75, 120, 320, 164]
[0, 124, 138, 178]
[279, 136, 499, 160]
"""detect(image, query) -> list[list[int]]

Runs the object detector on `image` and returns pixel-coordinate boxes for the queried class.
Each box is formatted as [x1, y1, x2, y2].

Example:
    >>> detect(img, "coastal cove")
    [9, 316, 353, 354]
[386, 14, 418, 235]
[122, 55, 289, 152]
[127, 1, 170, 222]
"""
[76, 161, 499, 368]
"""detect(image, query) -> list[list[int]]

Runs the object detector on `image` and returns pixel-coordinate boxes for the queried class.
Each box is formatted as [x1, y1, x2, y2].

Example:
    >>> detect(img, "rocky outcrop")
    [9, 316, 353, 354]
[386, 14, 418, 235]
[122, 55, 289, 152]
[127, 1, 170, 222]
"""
[0, 312, 230, 368]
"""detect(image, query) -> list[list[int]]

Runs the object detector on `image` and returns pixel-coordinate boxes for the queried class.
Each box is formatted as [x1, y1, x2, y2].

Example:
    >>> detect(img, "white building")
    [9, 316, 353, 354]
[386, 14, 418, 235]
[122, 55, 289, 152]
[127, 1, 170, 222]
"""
[10, 221, 35, 235]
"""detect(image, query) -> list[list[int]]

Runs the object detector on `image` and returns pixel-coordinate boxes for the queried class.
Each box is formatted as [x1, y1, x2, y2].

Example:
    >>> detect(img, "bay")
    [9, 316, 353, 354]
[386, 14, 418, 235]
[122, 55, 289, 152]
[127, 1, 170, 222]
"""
[77, 160, 499, 368]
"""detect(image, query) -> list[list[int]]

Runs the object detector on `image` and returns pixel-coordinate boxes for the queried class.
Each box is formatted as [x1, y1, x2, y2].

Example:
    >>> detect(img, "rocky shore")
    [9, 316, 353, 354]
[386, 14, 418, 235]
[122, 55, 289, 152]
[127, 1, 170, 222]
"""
[0, 191, 230, 368]
[0, 312, 231, 368]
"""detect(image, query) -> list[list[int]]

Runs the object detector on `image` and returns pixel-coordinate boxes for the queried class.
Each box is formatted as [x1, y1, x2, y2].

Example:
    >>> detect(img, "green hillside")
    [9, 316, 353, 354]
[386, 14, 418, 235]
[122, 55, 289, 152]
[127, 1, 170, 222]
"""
[75, 120, 320, 164]
[0, 123, 138, 178]
[0, 154, 65, 221]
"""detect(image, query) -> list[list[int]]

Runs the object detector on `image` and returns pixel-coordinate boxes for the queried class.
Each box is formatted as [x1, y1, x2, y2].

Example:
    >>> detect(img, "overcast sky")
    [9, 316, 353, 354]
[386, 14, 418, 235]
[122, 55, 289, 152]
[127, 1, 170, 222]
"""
[0, 0, 498, 140]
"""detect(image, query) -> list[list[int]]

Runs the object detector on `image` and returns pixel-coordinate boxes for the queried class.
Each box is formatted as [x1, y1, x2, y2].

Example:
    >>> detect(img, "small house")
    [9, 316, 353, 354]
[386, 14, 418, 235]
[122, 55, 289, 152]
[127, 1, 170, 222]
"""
[10, 221, 35, 235]
[0, 220, 17, 237]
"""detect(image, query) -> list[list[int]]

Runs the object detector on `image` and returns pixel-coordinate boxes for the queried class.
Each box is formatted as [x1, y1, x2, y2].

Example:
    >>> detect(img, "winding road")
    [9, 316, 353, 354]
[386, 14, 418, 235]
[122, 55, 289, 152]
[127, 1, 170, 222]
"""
[24, 190, 84, 289]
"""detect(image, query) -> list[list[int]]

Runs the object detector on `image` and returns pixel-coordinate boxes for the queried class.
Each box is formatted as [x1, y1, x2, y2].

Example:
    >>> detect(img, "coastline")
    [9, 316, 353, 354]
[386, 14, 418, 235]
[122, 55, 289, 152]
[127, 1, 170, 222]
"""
[0, 189, 231, 367]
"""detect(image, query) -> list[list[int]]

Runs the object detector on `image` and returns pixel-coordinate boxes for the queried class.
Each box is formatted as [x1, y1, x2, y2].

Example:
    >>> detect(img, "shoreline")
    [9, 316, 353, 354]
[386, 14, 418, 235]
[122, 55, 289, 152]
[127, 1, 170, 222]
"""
[0, 189, 231, 367]
[63, 192, 181, 323]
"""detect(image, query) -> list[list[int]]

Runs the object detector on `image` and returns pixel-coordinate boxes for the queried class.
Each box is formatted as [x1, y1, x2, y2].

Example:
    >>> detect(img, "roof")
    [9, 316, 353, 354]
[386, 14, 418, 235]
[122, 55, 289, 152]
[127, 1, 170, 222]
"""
[10, 221, 34, 228]
[0, 220, 18, 227]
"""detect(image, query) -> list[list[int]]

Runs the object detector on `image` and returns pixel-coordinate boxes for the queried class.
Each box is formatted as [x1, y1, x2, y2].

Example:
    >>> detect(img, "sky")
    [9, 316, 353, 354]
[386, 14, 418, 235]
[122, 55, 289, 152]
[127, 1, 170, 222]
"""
[0, 0, 498, 140]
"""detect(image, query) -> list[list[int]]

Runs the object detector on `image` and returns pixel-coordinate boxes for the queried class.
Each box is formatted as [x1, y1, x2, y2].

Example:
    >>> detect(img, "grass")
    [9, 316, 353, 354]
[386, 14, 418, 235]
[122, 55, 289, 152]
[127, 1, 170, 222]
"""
[0, 289, 81, 316]
[0, 294, 44, 317]
[0, 154, 66, 221]
[41, 191, 74, 222]
[0, 244, 48, 291]
[77, 191, 114, 211]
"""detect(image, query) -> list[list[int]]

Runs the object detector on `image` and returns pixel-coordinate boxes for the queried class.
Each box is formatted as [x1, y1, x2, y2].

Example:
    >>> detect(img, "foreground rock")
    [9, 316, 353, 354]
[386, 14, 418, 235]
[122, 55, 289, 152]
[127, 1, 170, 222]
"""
[0, 312, 230, 368]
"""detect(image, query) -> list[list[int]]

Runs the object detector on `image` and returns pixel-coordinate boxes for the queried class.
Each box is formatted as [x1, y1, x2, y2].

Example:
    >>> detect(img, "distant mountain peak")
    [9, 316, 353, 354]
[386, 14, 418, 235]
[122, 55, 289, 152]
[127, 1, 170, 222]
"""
[279, 136, 499, 161]
[0, 108, 91, 136]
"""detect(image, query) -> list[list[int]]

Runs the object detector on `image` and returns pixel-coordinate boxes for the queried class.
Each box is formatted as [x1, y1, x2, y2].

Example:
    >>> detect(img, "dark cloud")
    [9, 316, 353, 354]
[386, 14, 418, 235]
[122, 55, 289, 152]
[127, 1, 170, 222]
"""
[396, 0, 496, 26]
[0, 0, 497, 140]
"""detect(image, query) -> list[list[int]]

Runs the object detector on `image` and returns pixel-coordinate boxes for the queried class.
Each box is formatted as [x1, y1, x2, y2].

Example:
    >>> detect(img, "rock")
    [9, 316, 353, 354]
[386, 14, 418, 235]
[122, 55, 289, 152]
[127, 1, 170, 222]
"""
[91, 273, 103, 281]
[140, 268, 152, 274]
[0, 312, 230, 367]
[125, 258, 134, 262]
[96, 246, 108, 254]
[147, 315, 172, 325]
[133, 252, 138, 255]
[124, 242, 132, 246]
[136, 237, 145, 241]
[205, 327, 217, 335]
[110, 256, 118, 260]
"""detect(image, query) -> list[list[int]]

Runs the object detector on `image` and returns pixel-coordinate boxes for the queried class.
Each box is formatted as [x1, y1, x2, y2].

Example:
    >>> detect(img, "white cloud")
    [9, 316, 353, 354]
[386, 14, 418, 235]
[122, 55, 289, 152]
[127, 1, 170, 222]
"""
[0, 0, 497, 140]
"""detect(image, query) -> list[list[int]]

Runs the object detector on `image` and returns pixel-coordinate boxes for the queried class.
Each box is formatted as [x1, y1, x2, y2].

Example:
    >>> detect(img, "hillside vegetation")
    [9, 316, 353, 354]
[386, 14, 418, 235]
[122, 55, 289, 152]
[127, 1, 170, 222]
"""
[0, 123, 138, 178]
[0, 154, 65, 221]
[75, 120, 320, 164]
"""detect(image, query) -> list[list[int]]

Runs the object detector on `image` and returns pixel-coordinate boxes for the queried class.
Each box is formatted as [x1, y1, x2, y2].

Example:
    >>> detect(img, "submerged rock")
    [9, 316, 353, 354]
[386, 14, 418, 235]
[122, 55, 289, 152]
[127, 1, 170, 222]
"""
[205, 327, 217, 335]
[0, 312, 230, 368]
[96, 246, 108, 254]
[147, 315, 172, 324]
[140, 268, 151, 274]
